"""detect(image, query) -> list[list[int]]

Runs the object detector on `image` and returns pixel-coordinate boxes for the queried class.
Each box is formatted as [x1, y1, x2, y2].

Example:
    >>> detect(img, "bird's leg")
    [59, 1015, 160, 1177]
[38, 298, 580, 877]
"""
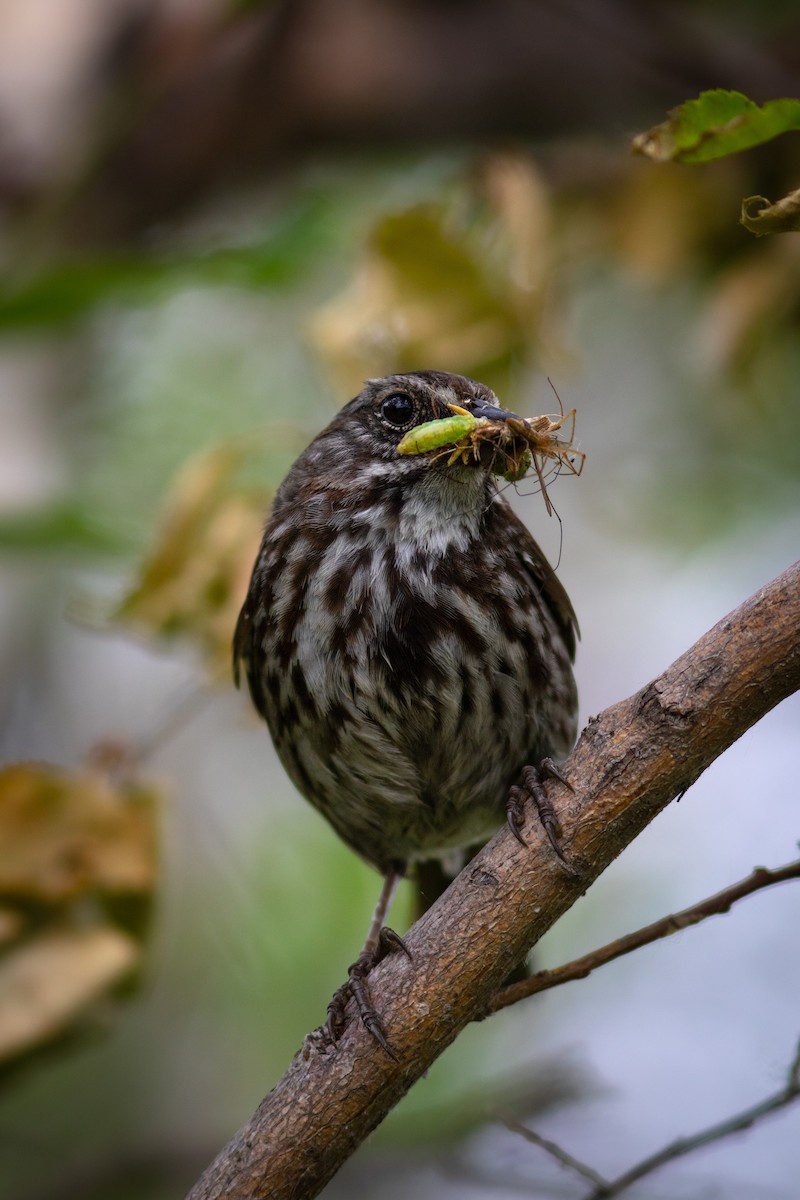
[363, 867, 403, 957]
[507, 758, 574, 864]
[324, 865, 412, 1058]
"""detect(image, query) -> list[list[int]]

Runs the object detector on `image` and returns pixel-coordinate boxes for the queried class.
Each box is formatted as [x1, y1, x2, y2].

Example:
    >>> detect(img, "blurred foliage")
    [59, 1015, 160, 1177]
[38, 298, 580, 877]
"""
[0, 499, 122, 554]
[115, 443, 270, 678]
[633, 89, 800, 237]
[3, 145, 798, 561]
[311, 155, 553, 398]
[0, 197, 335, 330]
[0, 760, 156, 903]
[0, 760, 159, 1082]
[2, 75, 800, 1199]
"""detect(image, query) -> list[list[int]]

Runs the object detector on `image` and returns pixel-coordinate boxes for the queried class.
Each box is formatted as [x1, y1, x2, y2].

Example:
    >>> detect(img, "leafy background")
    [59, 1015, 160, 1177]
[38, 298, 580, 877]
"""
[0, 3, 799, 1198]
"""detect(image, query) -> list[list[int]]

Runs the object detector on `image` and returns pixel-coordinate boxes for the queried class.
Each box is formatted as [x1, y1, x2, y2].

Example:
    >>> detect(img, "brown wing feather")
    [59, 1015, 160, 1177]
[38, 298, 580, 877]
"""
[503, 504, 579, 660]
[232, 587, 271, 719]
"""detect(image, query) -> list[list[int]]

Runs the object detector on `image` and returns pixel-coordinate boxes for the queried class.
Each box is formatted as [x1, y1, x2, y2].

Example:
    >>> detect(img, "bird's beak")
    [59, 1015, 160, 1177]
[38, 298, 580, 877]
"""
[459, 397, 523, 423]
[445, 400, 532, 483]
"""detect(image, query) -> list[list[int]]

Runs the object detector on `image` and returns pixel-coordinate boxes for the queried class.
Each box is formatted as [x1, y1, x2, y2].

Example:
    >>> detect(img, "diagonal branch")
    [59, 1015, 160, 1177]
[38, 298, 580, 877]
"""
[187, 559, 800, 1200]
[488, 857, 800, 1014]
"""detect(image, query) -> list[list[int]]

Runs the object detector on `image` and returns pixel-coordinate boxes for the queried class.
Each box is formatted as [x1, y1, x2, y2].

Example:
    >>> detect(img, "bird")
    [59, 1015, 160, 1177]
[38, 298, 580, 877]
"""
[233, 370, 578, 1051]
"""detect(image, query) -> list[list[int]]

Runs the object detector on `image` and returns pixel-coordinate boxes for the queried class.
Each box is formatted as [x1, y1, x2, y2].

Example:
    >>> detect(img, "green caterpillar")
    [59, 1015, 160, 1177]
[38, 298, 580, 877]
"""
[397, 413, 484, 456]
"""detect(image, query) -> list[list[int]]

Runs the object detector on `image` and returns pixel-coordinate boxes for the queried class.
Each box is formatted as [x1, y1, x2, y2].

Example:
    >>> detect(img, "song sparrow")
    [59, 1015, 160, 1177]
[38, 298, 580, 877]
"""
[234, 371, 578, 1049]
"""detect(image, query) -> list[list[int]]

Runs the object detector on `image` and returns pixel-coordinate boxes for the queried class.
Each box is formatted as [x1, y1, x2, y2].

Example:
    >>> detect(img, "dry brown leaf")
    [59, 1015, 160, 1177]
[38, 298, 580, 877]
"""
[741, 188, 800, 236]
[116, 443, 269, 677]
[0, 762, 158, 904]
[0, 760, 158, 1070]
[0, 926, 138, 1064]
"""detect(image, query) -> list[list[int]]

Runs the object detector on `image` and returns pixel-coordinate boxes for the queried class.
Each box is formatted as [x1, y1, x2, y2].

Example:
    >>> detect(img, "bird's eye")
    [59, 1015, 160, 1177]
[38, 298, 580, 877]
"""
[380, 392, 416, 428]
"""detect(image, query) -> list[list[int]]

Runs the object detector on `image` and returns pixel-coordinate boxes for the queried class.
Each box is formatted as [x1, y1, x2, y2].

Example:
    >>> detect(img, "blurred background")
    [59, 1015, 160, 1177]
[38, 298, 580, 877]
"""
[1, 2, 799, 1198]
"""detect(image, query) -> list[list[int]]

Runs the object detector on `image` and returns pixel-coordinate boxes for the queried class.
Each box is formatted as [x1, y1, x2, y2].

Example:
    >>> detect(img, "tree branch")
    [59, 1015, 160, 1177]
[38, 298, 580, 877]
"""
[488, 857, 800, 1014]
[502, 1035, 800, 1199]
[186, 560, 800, 1200]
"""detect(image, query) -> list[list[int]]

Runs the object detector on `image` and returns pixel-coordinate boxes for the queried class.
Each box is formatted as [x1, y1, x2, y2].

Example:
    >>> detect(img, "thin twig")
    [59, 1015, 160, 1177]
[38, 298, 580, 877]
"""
[488, 858, 800, 1015]
[498, 1113, 610, 1190]
[135, 684, 216, 762]
[504, 1037, 800, 1199]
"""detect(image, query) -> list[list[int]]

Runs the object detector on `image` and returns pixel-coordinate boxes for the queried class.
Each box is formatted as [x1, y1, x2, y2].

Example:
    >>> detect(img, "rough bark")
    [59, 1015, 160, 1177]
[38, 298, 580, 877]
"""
[187, 559, 800, 1200]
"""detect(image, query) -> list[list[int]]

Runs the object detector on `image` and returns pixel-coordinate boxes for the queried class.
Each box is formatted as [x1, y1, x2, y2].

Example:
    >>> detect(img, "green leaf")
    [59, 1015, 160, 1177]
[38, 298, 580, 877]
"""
[741, 188, 800, 236]
[632, 89, 800, 164]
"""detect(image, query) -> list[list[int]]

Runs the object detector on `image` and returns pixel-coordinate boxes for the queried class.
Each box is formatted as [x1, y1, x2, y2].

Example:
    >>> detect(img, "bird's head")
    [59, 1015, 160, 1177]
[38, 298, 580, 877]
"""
[325, 371, 529, 483]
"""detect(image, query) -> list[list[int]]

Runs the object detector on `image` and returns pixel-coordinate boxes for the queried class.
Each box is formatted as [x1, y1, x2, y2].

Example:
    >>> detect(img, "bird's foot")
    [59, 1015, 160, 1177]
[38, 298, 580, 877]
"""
[507, 758, 576, 868]
[323, 927, 411, 1059]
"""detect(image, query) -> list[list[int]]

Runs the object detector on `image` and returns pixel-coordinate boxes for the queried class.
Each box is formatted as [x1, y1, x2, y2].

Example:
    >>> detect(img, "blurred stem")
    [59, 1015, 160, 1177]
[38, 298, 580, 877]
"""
[135, 685, 217, 763]
[502, 1035, 800, 1199]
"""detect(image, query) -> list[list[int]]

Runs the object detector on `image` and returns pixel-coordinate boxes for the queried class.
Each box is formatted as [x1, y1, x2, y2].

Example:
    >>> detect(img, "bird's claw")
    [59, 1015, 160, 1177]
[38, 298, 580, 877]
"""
[506, 758, 575, 868]
[322, 927, 411, 1059]
[506, 784, 529, 846]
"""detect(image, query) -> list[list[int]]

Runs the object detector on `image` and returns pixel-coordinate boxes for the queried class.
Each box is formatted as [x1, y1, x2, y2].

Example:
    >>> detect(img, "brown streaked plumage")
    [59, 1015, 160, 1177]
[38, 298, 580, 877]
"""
[234, 371, 579, 1048]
